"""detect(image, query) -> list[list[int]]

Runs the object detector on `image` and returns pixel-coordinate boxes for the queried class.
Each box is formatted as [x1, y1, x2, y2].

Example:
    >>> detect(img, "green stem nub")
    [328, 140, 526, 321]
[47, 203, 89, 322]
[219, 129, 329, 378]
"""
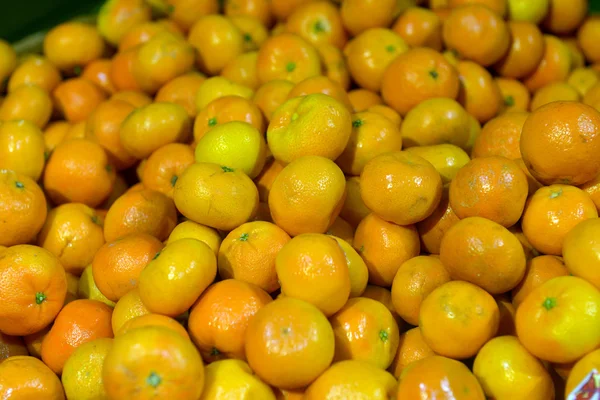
[35, 292, 47, 305]
[146, 372, 162, 388]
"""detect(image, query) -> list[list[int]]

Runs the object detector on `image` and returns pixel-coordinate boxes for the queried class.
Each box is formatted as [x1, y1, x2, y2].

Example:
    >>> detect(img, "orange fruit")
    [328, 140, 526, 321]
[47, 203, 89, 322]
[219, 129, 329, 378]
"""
[0, 119, 45, 181]
[254, 157, 284, 202]
[473, 336, 554, 400]
[43, 139, 116, 207]
[396, 355, 485, 399]
[23, 326, 50, 359]
[347, 89, 382, 112]
[117, 314, 188, 339]
[580, 172, 600, 212]
[287, 75, 352, 110]
[85, 99, 137, 170]
[43, 22, 105, 73]
[511, 255, 569, 308]
[0, 333, 28, 361]
[166, 0, 219, 32]
[523, 184, 598, 256]
[276, 233, 351, 316]
[97, 0, 152, 46]
[516, 276, 600, 363]
[336, 110, 402, 175]
[494, 21, 545, 79]
[0, 84, 53, 128]
[82, 59, 116, 95]
[110, 89, 152, 107]
[229, 15, 269, 52]
[138, 238, 216, 316]
[166, 220, 221, 254]
[392, 7, 443, 51]
[111, 288, 150, 334]
[391, 255, 451, 326]
[496, 77, 531, 112]
[521, 101, 600, 186]
[400, 98, 470, 149]
[415, 185, 460, 255]
[43, 121, 71, 153]
[316, 43, 351, 91]
[110, 47, 142, 91]
[8, 55, 61, 93]
[340, 176, 371, 229]
[224, 0, 272, 26]
[267, 93, 351, 164]
[103, 326, 204, 399]
[140, 142, 195, 197]
[155, 72, 205, 118]
[306, 360, 397, 400]
[268, 156, 346, 236]
[286, 1, 347, 49]
[0, 245, 67, 336]
[366, 104, 402, 126]
[448, 0, 507, 16]
[118, 19, 183, 52]
[132, 31, 195, 94]
[340, 0, 397, 37]
[0, 356, 65, 399]
[566, 348, 600, 395]
[457, 60, 503, 124]
[389, 327, 436, 378]
[193, 95, 265, 143]
[443, 4, 510, 66]
[420, 280, 500, 359]
[567, 67, 599, 97]
[353, 213, 420, 287]
[120, 101, 192, 159]
[330, 297, 400, 369]
[221, 51, 260, 91]
[202, 359, 276, 399]
[188, 279, 272, 361]
[330, 235, 368, 297]
[256, 33, 322, 84]
[472, 111, 527, 160]
[37, 203, 104, 276]
[218, 221, 290, 293]
[252, 80, 294, 122]
[344, 28, 408, 93]
[440, 217, 526, 294]
[449, 156, 528, 227]
[530, 82, 580, 111]
[360, 151, 443, 225]
[522, 35, 571, 92]
[245, 297, 335, 389]
[381, 47, 459, 116]
[92, 233, 163, 302]
[195, 76, 254, 111]
[326, 217, 354, 245]
[53, 77, 107, 123]
[543, 0, 587, 35]
[41, 299, 113, 374]
[103, 188, 177, 242]
[174, 162, 259, 231]
[578, 16, 600, 64]
[563, 218, 600, 290]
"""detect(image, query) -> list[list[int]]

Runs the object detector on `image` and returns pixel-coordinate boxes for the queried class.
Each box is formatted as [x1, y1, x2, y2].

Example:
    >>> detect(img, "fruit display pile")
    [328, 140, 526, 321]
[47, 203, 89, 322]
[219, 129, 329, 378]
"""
[1, 0, 600, 398]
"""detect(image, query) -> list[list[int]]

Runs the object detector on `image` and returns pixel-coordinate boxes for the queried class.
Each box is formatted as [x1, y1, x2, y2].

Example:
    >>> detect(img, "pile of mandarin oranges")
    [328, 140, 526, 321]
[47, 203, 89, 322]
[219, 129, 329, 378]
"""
[1, 0, 600, 398]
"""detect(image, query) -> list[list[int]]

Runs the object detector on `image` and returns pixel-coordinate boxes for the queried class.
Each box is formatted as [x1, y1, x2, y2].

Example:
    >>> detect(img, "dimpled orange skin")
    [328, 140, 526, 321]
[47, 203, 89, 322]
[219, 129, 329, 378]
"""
[287, 75, 352, 111]
[193, 95, 265, 142]
[85, 99, 137, 170]
[396, 355, 485, 400]
[329, 297, 400, 370]
[0, 245, 67, 336]
[516, 276, 600, 363]
[267, 94, 352, 164]
[0, 84, 53, 128]
[392, 7, 443, 51]
[344, 28, 409, 93]
[37, 203, 105, 276]
[117, 314, 189, 339]
[389, 327, 436, 379]
[521, 102, 600, 186]
[523, 35, 572, 93]
[103, 188, 177, 242]
[173, 163, 259, 231]
[140, 143, 195, 198]
[494, 21, 545, 79]
[276, 233, 351, 316]
[360, 151, 443, 226]
[53, 78, 107, 123]
[391, 256, 451, 326]
[43, 139, 116, 207]
[336, 111, 403, 176]
[0, 356, 65, 400]
[420, 281, 500, 360]
[268, 156, 346, 237]
[442, 4, 510, 67]
[340, 0, 397, 37]
[41, 299, 113, 374]
[449, 156, 528, 227]
[102, 326, 205, 400]
[511, 255, 569, 308]
[256, 33, 322, 84]
[245, 297, 335, 390]
[381, 47, 459, 116]
[188, 279, 272, 361]
[353, 213, 420, 287]
[472, 111, 528, 160]
[456, 61, 503, 124]
[286, 1, 347, 49]
[8, 55, 62, 93]
[440, 217, 527, 294]
[92, 233, 164, 302]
